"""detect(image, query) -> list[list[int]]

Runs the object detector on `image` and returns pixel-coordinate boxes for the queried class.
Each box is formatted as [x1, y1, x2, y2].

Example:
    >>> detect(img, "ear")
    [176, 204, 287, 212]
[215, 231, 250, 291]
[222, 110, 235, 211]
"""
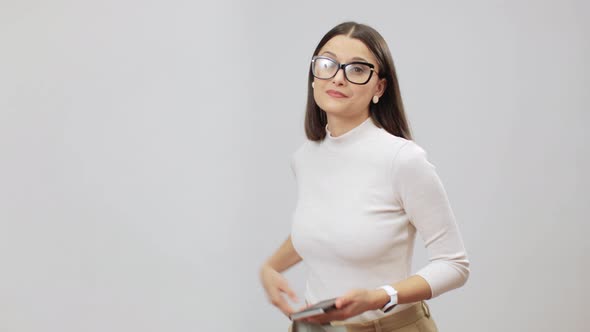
[375, 78, 387, 98]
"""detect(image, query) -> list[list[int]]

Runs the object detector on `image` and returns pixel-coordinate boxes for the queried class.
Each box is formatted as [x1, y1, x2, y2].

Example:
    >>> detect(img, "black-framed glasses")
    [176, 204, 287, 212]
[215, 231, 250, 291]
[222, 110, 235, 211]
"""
[311, 55, 377, 85]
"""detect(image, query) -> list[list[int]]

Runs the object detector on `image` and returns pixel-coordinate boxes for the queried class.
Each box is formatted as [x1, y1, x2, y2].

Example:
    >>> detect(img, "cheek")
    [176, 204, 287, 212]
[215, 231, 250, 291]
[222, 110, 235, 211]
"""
[312, 81, 329, 102]
[350, 88, 374, 104]
[312, 87, 322, 104]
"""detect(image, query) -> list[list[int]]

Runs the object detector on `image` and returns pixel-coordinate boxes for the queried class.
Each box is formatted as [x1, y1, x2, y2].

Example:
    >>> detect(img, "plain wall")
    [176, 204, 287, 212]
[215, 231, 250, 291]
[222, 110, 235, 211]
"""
[0, 0, 588, 331]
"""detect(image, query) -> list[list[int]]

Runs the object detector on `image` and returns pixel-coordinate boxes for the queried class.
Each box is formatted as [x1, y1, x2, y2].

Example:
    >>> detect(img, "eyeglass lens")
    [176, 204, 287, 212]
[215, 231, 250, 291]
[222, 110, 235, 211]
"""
[312, 57, 372, 84]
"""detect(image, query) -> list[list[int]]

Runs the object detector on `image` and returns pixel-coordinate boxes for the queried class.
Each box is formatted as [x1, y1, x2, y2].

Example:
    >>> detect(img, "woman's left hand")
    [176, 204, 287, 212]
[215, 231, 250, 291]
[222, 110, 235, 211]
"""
[301, 288, 386, 324]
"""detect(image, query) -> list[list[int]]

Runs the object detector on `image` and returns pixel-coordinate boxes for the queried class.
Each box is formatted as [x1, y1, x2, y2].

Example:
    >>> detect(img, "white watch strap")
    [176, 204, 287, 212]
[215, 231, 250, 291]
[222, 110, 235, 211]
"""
[378, 285, 398, 313]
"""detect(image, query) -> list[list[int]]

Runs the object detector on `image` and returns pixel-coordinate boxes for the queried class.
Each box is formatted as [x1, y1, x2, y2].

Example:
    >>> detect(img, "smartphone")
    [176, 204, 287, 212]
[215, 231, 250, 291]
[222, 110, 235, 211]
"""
[289, 298, 338, 321]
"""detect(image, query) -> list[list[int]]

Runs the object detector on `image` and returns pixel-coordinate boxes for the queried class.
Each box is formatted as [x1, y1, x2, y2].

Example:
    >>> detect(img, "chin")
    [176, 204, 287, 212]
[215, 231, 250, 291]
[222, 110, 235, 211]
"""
[322, 109, 349, 117]
[317, 100, 350, 114]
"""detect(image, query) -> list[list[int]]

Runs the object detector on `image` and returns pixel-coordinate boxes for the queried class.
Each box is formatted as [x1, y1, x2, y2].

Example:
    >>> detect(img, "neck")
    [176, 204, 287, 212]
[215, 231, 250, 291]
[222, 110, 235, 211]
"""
[326, 111, 371, 138]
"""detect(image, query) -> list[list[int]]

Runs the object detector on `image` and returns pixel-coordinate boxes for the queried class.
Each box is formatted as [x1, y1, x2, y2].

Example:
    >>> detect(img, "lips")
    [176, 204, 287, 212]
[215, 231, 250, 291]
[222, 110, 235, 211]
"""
[326, 90, 348, 98]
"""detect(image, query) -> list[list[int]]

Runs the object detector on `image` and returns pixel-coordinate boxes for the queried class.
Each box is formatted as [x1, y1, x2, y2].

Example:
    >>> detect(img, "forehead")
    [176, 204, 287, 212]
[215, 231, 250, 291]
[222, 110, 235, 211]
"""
[318, 35, 376, 63]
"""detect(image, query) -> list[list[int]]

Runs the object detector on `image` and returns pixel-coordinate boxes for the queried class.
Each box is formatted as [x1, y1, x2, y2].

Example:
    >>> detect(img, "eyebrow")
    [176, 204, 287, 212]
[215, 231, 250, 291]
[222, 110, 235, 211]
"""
[321, 51, 370, 63]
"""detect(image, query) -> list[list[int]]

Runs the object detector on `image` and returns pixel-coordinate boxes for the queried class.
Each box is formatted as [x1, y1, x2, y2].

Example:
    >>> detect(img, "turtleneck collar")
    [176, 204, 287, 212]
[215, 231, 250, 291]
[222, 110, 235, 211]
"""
[323, 116, 378, 148]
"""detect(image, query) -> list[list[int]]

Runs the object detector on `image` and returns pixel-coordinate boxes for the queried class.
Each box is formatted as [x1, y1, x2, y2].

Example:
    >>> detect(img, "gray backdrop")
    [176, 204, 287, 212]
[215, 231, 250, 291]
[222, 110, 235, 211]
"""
[1, 0, 588, 331]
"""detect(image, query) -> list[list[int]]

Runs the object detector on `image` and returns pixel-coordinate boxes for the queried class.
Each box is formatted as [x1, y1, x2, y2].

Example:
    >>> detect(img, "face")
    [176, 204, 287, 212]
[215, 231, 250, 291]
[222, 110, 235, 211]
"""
[312, 35, 386, 117]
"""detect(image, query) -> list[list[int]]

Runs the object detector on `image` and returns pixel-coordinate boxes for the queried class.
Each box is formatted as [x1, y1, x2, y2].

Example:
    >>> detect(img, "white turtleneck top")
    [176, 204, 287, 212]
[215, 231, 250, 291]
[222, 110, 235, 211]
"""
[289, 116, 470, 323]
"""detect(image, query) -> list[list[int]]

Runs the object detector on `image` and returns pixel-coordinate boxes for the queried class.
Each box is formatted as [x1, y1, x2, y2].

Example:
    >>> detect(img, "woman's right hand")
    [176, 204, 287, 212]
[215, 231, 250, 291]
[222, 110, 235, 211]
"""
[259, 264, 299, 317]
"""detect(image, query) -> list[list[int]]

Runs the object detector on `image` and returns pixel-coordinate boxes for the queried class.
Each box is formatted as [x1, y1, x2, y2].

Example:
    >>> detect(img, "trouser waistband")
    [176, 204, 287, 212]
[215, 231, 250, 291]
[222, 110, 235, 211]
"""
[331, 301, 431, 332]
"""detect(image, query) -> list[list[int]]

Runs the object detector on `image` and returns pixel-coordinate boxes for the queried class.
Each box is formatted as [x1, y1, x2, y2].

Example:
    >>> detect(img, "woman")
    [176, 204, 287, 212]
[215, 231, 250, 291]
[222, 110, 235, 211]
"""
[259, 21, 470, 332]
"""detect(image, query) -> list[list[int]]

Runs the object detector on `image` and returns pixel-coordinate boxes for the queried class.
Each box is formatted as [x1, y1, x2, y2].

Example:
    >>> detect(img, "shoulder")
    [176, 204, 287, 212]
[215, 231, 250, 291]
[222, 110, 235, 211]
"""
[390, 139, 437, 186]
[291, 140, 312, 159]
[369, 127, 428, 163]
[395, 140, 428, 165]
[290, 140, 314, 171]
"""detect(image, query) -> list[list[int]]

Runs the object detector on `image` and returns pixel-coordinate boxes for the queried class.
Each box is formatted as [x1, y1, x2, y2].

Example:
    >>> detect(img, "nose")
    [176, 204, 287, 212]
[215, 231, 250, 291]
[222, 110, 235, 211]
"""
[331, 67, 346, 86]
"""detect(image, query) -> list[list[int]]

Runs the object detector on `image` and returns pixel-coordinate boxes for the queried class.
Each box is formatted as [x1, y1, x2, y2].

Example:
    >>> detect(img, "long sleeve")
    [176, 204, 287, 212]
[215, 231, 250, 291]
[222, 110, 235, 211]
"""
[391, 141, 470, 298]
[291, 117, 470, 323]
[290, 153, 297, 180]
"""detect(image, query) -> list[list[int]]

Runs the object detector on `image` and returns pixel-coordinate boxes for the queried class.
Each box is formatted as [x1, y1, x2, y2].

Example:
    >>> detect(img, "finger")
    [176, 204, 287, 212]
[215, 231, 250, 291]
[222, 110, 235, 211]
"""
[278, 299, 296, 316]
[270, 294, 295, 316]
[279, 285, 299, 303]
[295, 303, 310, 311]
[338, 288, 363, 307]
[305, 315, 331, 325]
[305, 309, 345, 324]
[303, 316, 321, 324]
[326, 306, 355, 321]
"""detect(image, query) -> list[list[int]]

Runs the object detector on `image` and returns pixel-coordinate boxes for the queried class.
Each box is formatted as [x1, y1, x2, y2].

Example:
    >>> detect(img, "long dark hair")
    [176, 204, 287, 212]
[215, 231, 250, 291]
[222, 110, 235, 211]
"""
[304, 21, 412, 141]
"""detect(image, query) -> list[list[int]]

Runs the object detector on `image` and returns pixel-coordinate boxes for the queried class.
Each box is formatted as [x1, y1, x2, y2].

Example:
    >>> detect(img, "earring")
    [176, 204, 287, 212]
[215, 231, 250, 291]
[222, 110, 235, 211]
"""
[312, 82, 315, 89]
[372, 96, 379, 104]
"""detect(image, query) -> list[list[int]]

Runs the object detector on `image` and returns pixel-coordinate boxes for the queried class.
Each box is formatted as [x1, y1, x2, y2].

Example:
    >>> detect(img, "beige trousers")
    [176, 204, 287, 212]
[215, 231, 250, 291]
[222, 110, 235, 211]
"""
[289, 301, 438, 332]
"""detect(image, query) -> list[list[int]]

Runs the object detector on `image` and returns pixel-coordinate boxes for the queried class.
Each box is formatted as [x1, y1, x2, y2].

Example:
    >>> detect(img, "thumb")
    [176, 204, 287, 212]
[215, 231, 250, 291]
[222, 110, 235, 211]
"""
[336, 295, 352, 309]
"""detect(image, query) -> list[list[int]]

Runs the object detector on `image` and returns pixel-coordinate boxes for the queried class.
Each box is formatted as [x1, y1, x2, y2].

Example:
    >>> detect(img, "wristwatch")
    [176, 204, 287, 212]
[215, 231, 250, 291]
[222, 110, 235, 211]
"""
[378, 285, 398, 313]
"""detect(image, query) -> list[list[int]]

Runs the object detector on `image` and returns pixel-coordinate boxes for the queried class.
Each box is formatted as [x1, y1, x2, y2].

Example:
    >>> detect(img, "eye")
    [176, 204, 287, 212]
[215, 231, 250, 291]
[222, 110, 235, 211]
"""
[320, 58, 336, 68]
[349, 65, 367, 74]
[353, 66, 365, 73]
